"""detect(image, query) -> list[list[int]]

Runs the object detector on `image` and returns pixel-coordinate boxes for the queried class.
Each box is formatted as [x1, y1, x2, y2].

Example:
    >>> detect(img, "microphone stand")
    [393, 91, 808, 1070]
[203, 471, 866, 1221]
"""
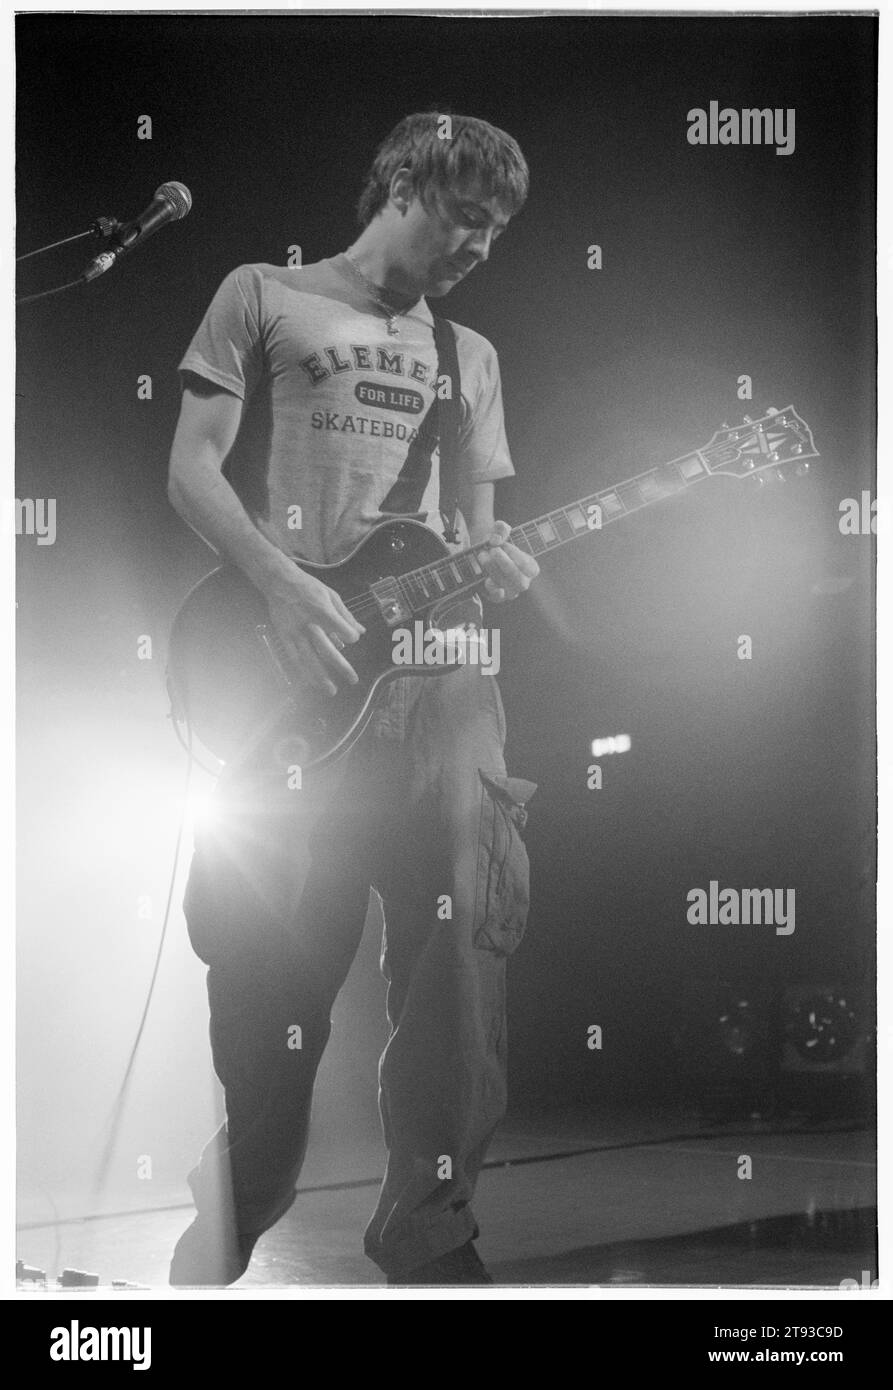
[16, 216, 122, 305]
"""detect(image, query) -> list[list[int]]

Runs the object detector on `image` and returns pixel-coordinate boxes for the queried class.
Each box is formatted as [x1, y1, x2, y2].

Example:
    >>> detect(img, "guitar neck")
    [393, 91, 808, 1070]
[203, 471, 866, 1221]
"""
[397, 446, 713, 614]
[393, 405, 816, 615]
[509, 446, 712, 558]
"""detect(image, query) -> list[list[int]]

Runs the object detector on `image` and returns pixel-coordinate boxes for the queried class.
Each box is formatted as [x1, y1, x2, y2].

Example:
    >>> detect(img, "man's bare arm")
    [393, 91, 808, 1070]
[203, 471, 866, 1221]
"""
[168, 381, 363, 693]
[168, 381, 293, 592]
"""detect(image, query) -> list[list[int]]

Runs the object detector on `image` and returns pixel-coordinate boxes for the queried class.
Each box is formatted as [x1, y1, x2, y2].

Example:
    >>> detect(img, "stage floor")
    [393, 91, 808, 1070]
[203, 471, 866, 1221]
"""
[17, 1105, 876, 1291]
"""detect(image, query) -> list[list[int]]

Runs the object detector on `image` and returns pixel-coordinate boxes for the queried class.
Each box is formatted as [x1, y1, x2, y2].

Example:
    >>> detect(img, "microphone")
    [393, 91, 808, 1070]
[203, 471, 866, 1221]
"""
[83, 181, 192, 281]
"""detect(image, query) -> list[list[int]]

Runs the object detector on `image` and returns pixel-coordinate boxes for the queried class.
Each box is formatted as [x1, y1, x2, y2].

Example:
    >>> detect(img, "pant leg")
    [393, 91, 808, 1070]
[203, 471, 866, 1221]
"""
[363, 666, 537, 1277]
[180, 727, 388, 1264]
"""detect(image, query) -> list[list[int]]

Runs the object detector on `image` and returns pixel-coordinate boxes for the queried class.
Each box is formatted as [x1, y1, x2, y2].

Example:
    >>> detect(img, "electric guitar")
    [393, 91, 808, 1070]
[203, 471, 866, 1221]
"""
[167, 406, 818, 770]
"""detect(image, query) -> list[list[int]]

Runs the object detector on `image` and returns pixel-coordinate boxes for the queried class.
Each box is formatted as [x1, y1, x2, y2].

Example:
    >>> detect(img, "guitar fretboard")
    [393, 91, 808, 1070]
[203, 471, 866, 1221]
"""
[395, 448, 713, 614]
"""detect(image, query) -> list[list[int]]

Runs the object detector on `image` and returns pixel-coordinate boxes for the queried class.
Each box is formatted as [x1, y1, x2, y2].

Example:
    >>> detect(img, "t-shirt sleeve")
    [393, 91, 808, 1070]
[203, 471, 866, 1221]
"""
[178, 264, 264, 401]
[458, 339, 515, 483]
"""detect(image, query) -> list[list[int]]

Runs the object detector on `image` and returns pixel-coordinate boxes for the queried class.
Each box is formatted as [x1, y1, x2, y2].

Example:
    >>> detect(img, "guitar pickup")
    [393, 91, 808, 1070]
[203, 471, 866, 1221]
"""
[370, 578, 412, 626]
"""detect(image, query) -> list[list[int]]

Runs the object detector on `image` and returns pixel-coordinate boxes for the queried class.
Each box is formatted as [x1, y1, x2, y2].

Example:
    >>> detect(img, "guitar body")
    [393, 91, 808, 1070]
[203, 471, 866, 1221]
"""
[167, 517, 469, 770]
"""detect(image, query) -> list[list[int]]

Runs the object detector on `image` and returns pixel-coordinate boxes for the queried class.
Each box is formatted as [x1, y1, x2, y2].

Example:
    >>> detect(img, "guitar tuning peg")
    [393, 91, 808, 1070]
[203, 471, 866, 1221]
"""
[754, 468, 786, 487]
[742, 415, 753, 424]
[795, 461, 810, 477]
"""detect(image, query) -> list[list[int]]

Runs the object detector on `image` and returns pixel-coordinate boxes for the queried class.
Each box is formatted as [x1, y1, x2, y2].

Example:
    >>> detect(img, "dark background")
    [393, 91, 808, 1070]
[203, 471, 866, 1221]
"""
[15, 14, 876, 1218]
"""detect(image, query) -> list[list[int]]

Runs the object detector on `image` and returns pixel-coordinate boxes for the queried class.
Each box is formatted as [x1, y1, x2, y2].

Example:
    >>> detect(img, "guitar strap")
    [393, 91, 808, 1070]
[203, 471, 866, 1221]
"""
[432, 313, 462, 544]
[378, 314, 461, 543]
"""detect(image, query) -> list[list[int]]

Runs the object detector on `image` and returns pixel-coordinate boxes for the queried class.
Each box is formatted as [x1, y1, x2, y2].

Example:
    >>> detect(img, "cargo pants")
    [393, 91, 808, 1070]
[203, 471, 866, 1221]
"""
[178, 663, 536, 1281]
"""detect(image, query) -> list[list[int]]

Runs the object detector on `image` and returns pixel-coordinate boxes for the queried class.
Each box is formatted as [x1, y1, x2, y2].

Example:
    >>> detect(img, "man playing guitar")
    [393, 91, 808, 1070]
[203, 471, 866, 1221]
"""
[166, 111, 540, 1286]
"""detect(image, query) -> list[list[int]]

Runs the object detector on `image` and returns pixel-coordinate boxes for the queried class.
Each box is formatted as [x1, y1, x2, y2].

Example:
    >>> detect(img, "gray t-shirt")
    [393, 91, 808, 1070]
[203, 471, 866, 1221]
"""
[178, 256, 515, 564]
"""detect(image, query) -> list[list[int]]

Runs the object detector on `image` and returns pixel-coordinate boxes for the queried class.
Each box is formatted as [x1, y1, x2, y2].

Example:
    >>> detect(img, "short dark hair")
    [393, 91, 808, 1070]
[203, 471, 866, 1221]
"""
[356, 111, 529, 228]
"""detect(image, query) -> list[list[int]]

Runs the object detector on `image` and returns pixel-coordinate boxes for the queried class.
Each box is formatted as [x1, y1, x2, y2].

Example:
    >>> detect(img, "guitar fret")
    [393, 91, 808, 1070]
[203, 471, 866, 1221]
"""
[597, 491, 626, 519]
[395, 575, 417, 611]
[403, 574, 425, 608]
[675, 452, 709, 481]
[617, 482, 643, 510]
[550, 510, 576, 543]
[638, 472, 670, 501]
[521, 524, 548, 555]
[645, 463, 688, 497]
[510, 528, 537, 557]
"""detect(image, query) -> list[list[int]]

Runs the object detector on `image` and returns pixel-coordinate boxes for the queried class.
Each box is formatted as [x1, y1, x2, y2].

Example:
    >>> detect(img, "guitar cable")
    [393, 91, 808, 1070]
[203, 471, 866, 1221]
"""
[89, 710, 205, 1215]
[29, 703, 219, 1275]
[19, 1119, 869, 1236]
[169, 702, 221, 777]
[25, 727, 199, 1276]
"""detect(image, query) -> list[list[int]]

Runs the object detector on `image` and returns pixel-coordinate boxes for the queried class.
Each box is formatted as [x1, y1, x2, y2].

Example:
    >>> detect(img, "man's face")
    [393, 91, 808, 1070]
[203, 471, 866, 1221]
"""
[399, 178, 512, 296]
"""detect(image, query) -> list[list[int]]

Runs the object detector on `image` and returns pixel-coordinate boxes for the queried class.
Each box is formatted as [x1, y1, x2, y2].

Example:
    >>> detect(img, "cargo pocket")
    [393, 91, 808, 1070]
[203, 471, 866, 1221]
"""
[473, 769, 538, 956]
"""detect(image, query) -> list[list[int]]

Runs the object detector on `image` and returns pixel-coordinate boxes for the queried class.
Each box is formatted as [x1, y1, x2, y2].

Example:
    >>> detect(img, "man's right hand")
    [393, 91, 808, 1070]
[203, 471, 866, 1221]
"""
[261, 562, 365, 699]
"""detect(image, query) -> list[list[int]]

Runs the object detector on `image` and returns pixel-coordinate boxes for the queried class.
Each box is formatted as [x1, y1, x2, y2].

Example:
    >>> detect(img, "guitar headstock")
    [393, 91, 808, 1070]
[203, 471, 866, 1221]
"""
[703, 407, 819, 484]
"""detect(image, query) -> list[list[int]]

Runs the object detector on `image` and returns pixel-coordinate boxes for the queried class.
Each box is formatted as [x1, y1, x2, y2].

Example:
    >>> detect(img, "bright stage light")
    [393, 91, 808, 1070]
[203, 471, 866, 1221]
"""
[590, 733, 632, 757]
[184, 785, 218, 834]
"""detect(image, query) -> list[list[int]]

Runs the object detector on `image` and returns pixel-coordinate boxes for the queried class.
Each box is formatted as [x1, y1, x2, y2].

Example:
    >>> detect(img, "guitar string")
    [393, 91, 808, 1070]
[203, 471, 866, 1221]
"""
[337, 501, 637, 622]
[337, 494, 631, 623]
[339, 531, 532, 623]
[341, 466, 693, 621]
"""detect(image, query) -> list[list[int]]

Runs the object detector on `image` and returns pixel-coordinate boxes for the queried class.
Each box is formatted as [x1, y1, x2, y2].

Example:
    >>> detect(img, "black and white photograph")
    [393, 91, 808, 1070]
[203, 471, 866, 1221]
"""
[11, 2, 882, 1320]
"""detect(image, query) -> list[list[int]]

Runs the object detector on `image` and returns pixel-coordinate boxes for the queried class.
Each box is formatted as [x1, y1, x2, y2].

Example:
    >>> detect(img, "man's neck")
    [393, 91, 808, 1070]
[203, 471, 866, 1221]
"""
[345, 222, 421, 304]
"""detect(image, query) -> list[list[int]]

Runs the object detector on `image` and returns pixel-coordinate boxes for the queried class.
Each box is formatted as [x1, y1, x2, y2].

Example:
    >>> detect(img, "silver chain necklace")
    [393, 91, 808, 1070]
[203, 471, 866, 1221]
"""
[341, 252, 413, 336]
